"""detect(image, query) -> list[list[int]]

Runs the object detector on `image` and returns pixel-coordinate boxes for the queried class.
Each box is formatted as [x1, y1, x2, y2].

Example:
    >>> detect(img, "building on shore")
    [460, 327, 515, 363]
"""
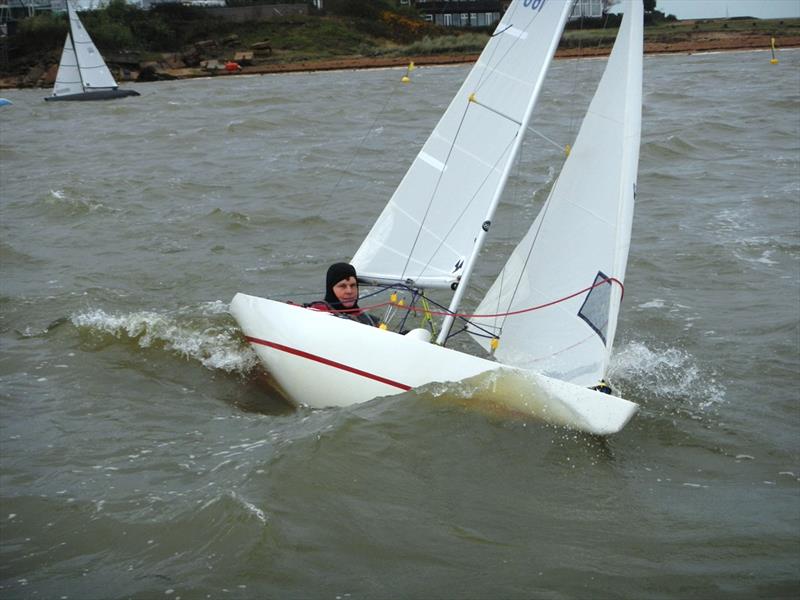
[396, 0, 605, 29]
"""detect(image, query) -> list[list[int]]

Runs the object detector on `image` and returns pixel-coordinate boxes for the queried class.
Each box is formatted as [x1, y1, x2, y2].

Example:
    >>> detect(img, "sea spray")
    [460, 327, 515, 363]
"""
[608, 340, 726, 411]
[71, 305, 258, 373]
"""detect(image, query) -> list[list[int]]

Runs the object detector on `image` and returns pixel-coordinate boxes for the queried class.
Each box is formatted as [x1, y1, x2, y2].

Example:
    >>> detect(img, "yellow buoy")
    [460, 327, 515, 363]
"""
[770, 37, 779, 64]
[401, 61, 416, 83]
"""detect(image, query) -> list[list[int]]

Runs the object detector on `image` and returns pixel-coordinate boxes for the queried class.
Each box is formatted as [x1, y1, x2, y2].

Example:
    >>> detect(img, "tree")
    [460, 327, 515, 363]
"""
[644, 0, 656, 12]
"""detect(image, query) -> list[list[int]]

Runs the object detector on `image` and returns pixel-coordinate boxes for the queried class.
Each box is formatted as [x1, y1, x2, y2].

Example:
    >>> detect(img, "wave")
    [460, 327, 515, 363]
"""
[70, 301, 258, 374]
[0, 241, 44, 267]
[39, 188, 119, 216]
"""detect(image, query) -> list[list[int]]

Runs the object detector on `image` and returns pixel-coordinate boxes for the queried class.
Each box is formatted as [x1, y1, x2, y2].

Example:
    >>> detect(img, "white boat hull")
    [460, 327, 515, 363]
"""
[230, 293, 638, 435]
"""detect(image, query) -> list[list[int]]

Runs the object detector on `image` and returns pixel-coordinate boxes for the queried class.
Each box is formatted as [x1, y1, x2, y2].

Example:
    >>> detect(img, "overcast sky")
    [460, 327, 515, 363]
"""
[657, 0, 800, 20]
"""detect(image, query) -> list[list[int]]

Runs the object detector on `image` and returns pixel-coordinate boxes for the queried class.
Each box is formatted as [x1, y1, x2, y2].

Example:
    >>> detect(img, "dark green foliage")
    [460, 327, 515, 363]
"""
[38, 1, 372, 55]
[565, 13, 622, 30]
[12, 13, 66, 57]
[321, 0, 432, 43]
[226, 0, 307, 5]
[324, 0, 395, 19]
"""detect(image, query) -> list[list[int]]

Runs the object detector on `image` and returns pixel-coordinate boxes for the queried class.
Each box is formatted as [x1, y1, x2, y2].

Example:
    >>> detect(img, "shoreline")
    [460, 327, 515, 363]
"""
[157, 34, 800, 81]
[2, 33, 798, 90]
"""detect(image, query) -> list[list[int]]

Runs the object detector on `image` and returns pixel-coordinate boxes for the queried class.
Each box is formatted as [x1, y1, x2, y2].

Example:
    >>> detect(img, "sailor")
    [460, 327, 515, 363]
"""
[307, 262, 378, 327]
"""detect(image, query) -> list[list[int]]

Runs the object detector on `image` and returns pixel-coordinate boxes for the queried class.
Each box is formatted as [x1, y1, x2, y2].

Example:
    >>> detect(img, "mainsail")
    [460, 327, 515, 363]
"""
[468, 0, 643, 386]
[51, 1, 121, 98]
[352, 0, 575, 291]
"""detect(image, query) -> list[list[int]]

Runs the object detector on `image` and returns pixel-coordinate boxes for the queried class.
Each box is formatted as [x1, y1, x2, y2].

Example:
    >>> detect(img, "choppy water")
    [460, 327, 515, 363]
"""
[1, 48, 798, 599]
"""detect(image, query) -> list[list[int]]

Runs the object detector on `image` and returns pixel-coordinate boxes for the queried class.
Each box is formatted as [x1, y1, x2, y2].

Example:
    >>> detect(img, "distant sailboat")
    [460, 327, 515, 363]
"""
[45, 1, 139, 102]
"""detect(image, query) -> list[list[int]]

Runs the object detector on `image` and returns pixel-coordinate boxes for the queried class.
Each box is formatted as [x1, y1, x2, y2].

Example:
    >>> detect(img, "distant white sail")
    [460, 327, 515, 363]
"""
[68, 1, 119, 90]
[51, 1, 119, 98]
[352, 0, 575, 290]
[468, 0, 644, 386]
[52, 33, 83, 97]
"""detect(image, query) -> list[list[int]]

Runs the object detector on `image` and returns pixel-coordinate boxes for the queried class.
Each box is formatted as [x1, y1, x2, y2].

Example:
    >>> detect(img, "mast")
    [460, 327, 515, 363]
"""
[435, 0, 575, 346]
[66, 2, 86, 93]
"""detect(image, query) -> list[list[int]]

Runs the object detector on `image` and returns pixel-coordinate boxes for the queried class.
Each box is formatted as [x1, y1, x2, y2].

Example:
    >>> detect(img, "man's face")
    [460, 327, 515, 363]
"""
[333, 276, 358, 308]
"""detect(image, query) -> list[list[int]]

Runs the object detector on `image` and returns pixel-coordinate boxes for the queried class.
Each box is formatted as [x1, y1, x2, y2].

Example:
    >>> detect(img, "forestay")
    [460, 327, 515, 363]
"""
[352, 0, 574, 290]
[52, 2, 120, 98]
[468, 0, 644, 387]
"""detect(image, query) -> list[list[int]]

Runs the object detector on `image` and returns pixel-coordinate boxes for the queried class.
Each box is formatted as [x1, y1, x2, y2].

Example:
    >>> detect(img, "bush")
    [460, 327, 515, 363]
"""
[13, 13, 66, 56]
[403, 33, 489, 55]
[325, 0, 394, 19]
[79, 11, 136, 52]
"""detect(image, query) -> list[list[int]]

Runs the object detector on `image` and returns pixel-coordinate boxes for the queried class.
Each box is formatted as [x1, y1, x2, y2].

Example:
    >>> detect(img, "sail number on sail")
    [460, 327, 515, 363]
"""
[523, 0, 547, 11]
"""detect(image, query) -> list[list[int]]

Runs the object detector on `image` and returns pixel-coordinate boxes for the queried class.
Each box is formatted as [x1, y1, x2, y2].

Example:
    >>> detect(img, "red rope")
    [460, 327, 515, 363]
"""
[321, 277, 624, 320]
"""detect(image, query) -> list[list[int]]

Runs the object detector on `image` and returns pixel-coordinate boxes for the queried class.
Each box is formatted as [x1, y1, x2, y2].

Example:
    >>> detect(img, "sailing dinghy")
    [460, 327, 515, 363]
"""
[231, 0, 644, 435]
[45, 1, 139, 102]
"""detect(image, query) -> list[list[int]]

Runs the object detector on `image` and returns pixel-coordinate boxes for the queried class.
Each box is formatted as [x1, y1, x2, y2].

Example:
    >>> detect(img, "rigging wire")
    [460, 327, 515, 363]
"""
[321, 66, 415, 208]
[412, 129, 518, 285]
[397, 94, 472, 283]
[328, 276, 624, 329]
[399, 3, 543, 286]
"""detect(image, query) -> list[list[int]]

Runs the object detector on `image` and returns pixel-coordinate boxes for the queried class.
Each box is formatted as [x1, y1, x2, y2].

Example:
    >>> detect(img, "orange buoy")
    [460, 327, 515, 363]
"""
[225, 61, 241, 72]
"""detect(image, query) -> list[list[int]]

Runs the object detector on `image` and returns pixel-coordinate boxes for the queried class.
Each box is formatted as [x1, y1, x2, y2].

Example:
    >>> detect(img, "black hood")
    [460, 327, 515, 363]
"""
[324, 262, 358, 310]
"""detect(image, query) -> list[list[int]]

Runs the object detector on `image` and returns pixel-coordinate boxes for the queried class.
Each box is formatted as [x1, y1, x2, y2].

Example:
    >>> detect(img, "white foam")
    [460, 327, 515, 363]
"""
[47, 188, 112, 213]
[638, 299, 665, 309]
[609, 340, 726, 408]
[231, 492, 267, 524]
[71, 307, 258, 373]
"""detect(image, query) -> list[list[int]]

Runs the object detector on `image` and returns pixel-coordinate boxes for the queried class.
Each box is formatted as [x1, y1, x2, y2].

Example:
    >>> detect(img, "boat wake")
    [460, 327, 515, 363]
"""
[70, 301, 258, 373]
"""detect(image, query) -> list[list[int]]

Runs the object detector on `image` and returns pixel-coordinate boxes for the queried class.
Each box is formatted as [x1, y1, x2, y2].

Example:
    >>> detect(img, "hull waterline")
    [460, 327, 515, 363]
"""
[44, 89, 140, 102]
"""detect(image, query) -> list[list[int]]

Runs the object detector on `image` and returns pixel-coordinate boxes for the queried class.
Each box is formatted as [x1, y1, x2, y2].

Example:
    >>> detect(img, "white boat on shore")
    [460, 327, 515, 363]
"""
[231, 0, 644, 435]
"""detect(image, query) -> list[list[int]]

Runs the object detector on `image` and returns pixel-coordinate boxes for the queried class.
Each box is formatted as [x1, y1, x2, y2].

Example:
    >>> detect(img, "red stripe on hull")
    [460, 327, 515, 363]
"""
[244, 335, 412, 392]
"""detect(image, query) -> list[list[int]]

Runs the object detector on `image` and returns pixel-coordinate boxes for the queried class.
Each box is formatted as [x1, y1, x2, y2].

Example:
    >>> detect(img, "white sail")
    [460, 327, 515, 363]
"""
[52, 33, 84, 97]
[468, 0, 643, 387]
[51, 2, 119, 97]
[352, 0, 574, 290]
